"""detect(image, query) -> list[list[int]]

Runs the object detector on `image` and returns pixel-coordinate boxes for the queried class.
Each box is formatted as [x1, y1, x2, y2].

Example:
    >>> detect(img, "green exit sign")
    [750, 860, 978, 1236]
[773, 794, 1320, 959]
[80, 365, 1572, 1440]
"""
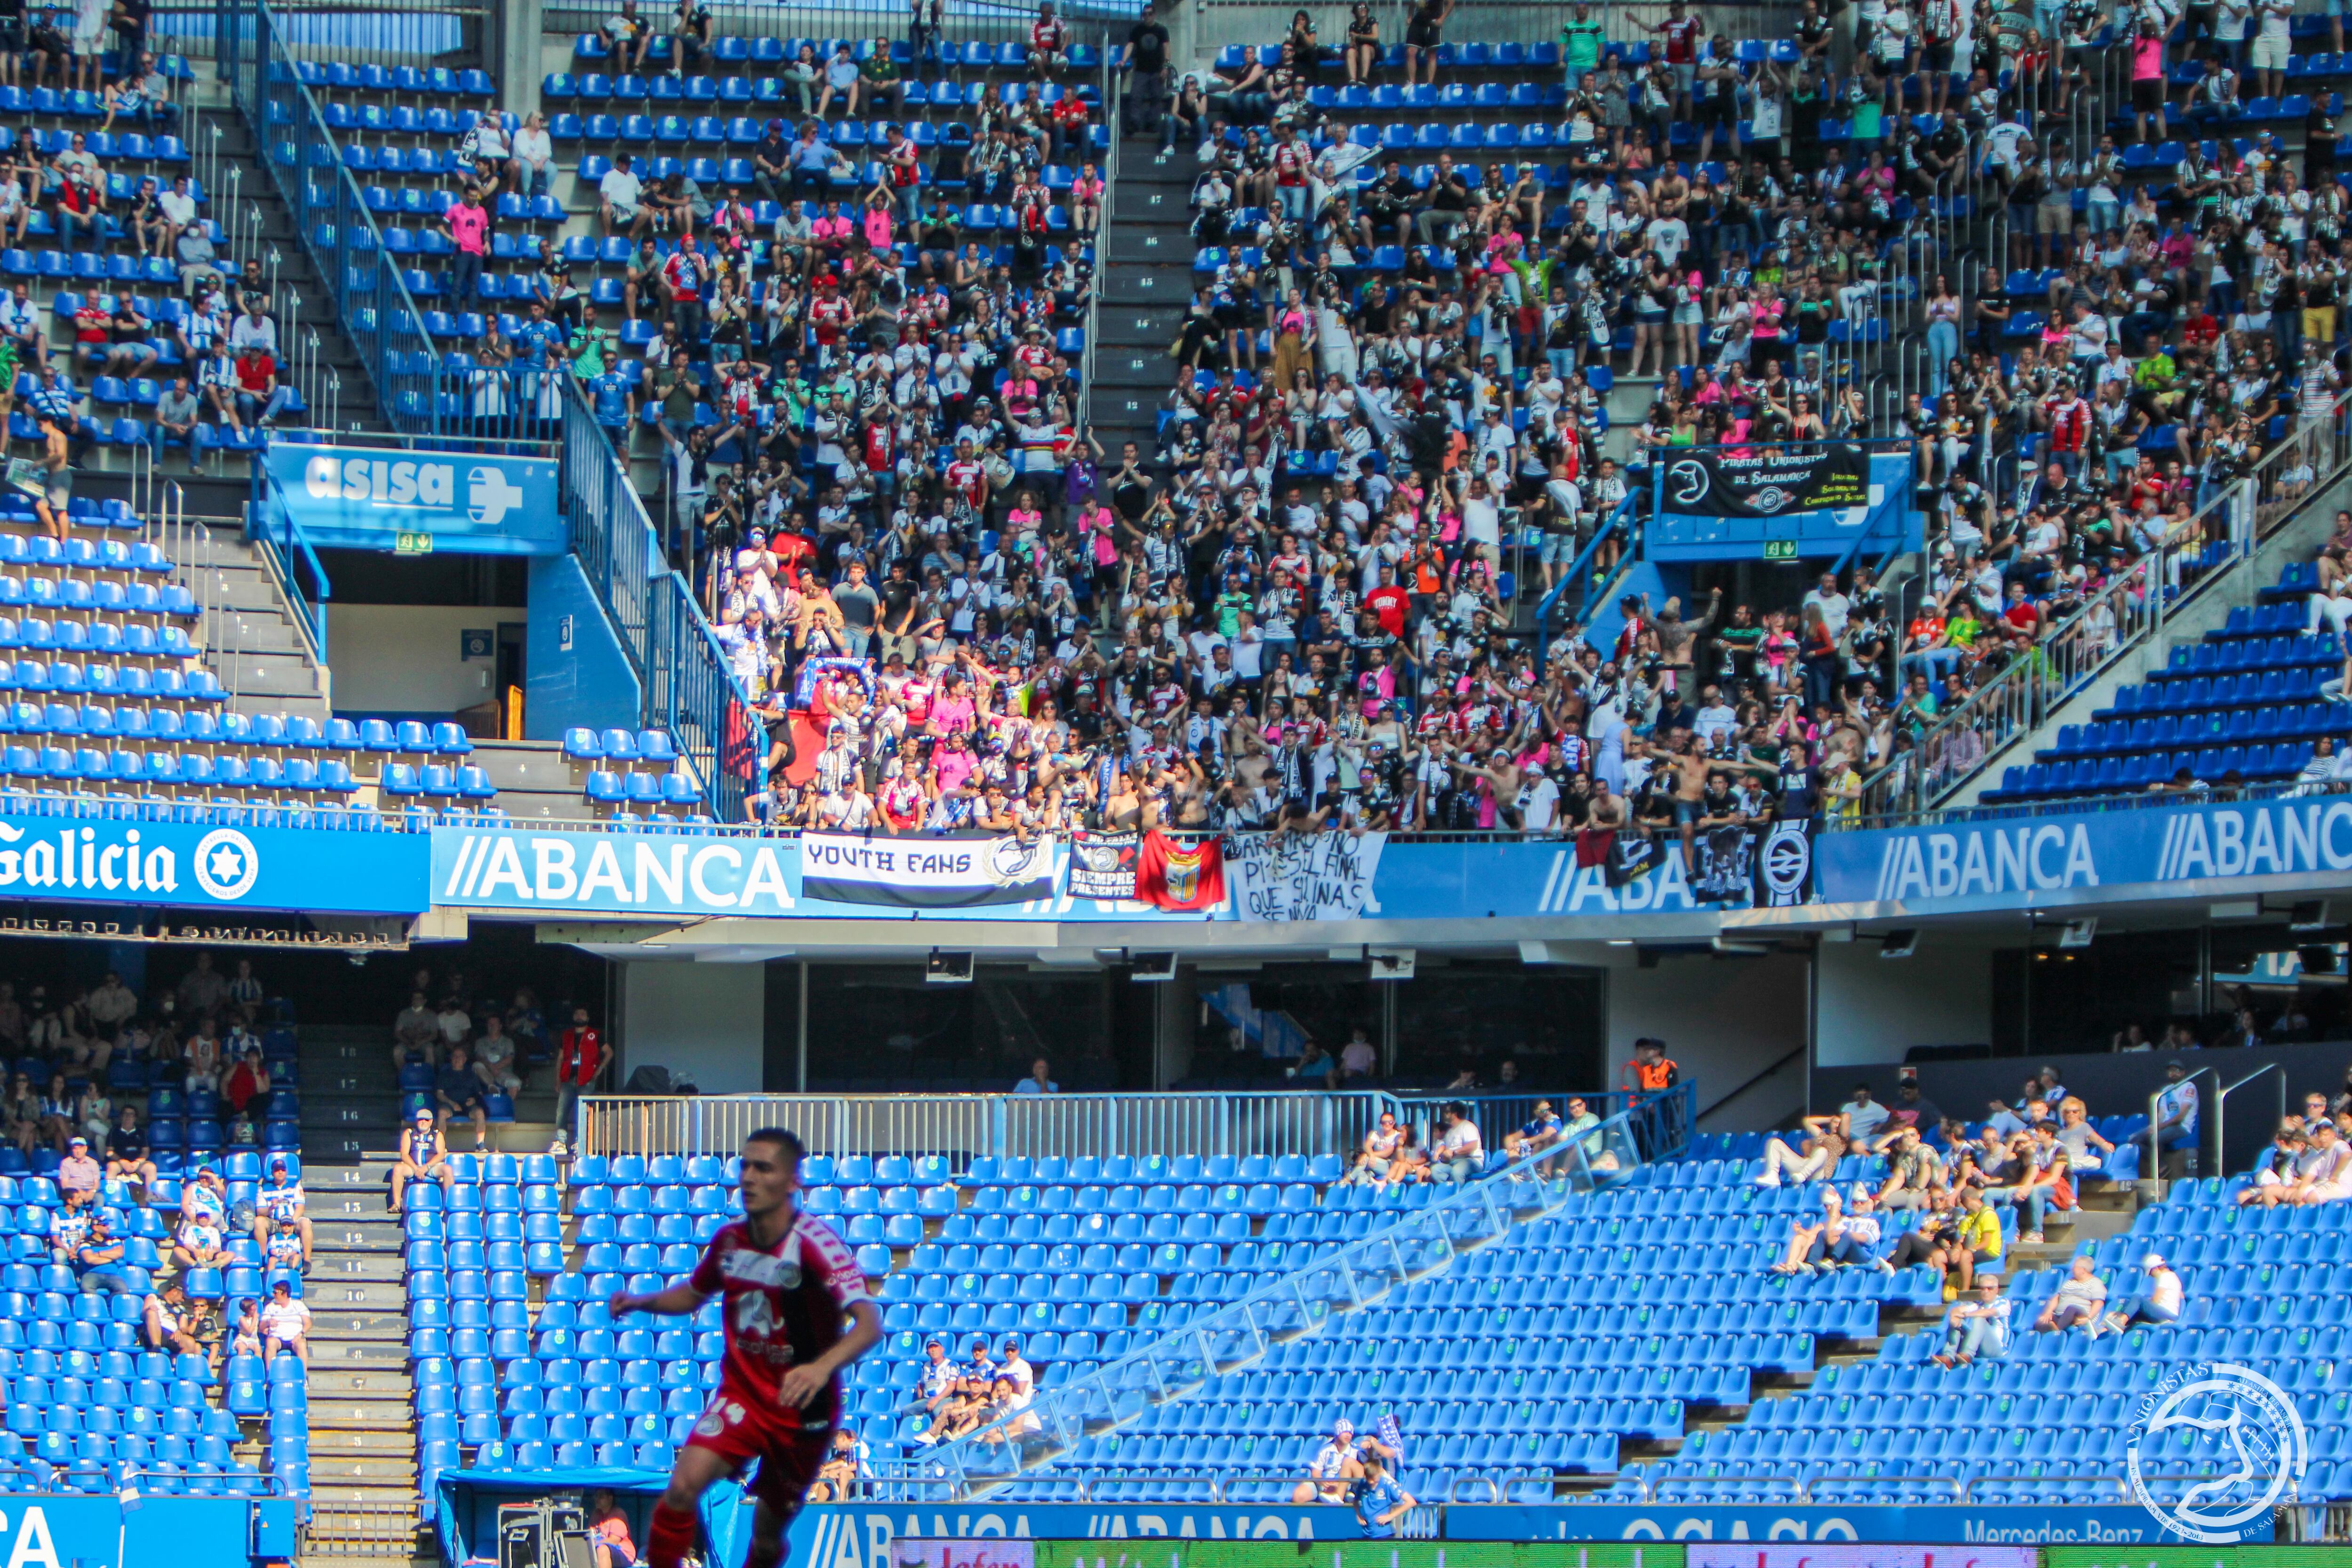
[1764, 539, 1798, 560]
[394, 531, 434, 555]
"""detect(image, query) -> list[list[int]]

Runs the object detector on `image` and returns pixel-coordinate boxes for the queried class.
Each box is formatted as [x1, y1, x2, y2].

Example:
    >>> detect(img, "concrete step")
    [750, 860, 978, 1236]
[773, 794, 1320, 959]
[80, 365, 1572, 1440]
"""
[304, 1454, 421, 1487]
[302, 1424, 421, 1461]
[305, 1251, 405, 1285]
[307, 1367, 416, 1399]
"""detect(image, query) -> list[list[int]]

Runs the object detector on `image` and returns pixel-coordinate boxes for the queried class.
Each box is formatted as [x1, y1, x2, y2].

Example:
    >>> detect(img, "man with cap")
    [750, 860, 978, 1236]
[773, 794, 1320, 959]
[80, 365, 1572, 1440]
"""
[254, 1156, 311, 1266]
[259, 1276, 311, 1365]
[143, 1280, 202, 1352]
[56, 1133, 99, 1201]
[2153, 1058, 2199, 1179]
[76, 1211, 133, 1297]
[914, 1336, 959, 1441]
[2102, 1251, 2184, 1336]
[390, 1104, 455, 1212]
[1293, 1416, 1366, 1503]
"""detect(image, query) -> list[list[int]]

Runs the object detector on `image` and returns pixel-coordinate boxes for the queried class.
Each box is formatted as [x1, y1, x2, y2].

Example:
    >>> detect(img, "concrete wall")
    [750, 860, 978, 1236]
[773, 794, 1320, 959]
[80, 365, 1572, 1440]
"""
[327, 605, 506, 716]
[1608, 952, 1810, 1128]
[525, 554, 643, 742]
[1815, 939, 1994, 1067]
[620, 959, 766, 1093]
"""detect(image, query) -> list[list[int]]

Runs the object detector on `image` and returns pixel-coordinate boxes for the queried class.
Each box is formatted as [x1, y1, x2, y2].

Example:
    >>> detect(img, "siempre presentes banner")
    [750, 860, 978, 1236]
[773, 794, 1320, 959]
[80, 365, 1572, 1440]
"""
[801, 832, 1057, 909]
[1657, 443, 1871, 518]
[1066, 831, 1142, 903]
[1226, 831, 1384, 922]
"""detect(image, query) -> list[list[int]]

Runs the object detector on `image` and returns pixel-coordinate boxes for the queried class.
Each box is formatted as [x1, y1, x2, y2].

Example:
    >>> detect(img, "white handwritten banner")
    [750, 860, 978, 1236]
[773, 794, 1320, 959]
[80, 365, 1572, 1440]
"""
[801, 833, 1057, 909]
[1225, 831, 1387, 923]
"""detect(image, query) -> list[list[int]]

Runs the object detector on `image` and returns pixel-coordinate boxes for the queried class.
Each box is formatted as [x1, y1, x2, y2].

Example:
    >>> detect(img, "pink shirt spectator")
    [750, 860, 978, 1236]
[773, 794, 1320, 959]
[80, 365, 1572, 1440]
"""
[863, 207, 894, 249]
[447, 202, 489, 256]
[2131, 35, 2162, 79]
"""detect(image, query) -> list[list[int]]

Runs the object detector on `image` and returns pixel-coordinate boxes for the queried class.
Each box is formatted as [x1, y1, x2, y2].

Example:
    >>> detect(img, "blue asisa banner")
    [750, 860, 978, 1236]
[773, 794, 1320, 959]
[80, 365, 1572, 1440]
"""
[261, 441, 564, 554]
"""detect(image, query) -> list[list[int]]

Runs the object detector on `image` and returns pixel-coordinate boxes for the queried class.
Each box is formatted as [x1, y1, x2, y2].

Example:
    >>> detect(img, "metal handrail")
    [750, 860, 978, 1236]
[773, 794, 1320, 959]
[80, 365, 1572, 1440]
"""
[218, 0, 443, 432]
[2215, 1061, 2287, 1180]
[1078, 42, 1119, 425]
[1534, 491, 1635, 669]
[865, 1087, 1692, 1499]
[1852, 386, 2352, 824]
[245, 438, 333, 666]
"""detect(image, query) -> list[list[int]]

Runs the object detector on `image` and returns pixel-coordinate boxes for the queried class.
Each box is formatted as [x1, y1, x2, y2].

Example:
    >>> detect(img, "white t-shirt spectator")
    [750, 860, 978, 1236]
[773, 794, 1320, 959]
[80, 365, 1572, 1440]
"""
[261, 1296, 311, 1342]
[1840, 1095, 1890, 1140]
[1437, 1118, 1483, 1165]
[600, 166, 644, 216]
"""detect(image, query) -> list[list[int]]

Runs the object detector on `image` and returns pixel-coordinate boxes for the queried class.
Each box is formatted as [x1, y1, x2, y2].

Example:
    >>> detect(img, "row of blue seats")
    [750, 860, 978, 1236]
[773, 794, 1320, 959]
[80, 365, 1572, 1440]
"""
[566, 36, 1095, 71]
[2042, 702, 2352, 763]
[1986, 742, 2324, 801]
[286, 60, 493, 97]
[2144, 639, 2341, 685]
[2140, 1200, 2352, 1234]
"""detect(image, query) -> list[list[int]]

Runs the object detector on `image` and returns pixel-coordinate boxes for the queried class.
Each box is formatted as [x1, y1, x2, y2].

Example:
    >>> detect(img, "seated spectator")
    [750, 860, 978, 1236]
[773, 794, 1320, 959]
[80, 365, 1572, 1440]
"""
[436, 1044, 489, 1152]
[254, 1161, 310, 1269]
[2244, 1118, 2352, 1206]
[103, 1105, 153, 1189]
[227, 1297, 262, 1363]
[258, 1277, 310, 1365]
[1431, 1102, 1483, 1182]
[390, 1107, 455, 1212]
[143, 1281, 202, 1353]
[55, 1134, 99, 1201]
[1503, 1100, 1564, 1170]
[806, 1426, 865, 1501]
[1930, 1277, 2013, 1368]
[1876, 1125, 1944, 1210]
[913, 1337, 959, 1445]
[1770, 1186, 1843, 1275]
[264, 1214, 304, 1276]
[1836, 1082, 1890, 1143]
[1346, 1113, 1405, 1186]
[75, 1212, 133, 1296]
[48, 1185, 91, 1265]
[2053, 1096, 2114, 1173]
[1337, 1029, 1377, 1083]
[473, 1016, 523, 1098]
[2034, 1255, 2109, 1334]
[1014, 1057, 1057, 1095]
[1990, 1130, 2074, 1242]
[2101, 1250, 2185, 1336]
[975, 1373, 1039, 1447]
[1756, 1128, 1836, 1187]
[1293, 1417, 1364, 1504]
[173, 1208, 228, 1272]
[394, 990, 440, 1071]
[585, 1489, 637, 1568]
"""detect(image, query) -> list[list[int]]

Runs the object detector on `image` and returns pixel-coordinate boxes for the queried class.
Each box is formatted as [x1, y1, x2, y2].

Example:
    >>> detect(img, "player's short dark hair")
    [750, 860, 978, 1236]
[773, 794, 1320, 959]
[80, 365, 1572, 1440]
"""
[743, 1127, 808, 1166]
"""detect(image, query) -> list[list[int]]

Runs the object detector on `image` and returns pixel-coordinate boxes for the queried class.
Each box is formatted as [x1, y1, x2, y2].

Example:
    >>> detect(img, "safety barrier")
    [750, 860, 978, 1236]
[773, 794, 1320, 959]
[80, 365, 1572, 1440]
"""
[868, 1088, 1690, 1497]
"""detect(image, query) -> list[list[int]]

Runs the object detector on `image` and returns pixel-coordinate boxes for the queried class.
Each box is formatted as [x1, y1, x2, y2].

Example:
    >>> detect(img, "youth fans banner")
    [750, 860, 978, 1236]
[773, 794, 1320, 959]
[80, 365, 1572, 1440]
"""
[1227, 831, 1386, 922]
[1656, 443, 1871, 518]
[801, 832, 1057, 908]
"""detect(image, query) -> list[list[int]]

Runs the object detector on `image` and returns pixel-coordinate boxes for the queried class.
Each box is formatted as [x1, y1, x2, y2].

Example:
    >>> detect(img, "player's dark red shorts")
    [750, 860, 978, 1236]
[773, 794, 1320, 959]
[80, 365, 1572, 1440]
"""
[684, 1386, 836, 1508]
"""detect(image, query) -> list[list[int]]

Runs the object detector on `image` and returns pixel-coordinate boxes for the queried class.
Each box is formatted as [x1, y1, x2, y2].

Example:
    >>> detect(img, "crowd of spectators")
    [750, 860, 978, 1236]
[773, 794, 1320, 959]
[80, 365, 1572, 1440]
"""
[6, 952, 318, 1394]
[510, 0, 2344, 839]
[388, 968, 583, 1156]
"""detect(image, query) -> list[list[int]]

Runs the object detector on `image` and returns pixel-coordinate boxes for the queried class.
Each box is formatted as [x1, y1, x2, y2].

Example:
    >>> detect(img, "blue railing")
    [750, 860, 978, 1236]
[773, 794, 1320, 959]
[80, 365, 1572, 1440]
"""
[245, 445, 330, 665]
[558, 376, 761, 824]
[216, 0, 759, 822]
[1534, 492, 1637, 672]
[872, 1085, 1695, 1499]
[216, 0, 437, 436]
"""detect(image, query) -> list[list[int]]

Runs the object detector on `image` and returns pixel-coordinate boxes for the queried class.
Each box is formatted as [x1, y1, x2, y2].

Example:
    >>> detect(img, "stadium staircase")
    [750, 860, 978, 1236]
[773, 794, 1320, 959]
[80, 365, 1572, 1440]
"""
[1089, 142, 1198, 460]
[291, 1024, 557, 1566]
[184, 85, 387, 443]
[287, 1022, 437, 1566]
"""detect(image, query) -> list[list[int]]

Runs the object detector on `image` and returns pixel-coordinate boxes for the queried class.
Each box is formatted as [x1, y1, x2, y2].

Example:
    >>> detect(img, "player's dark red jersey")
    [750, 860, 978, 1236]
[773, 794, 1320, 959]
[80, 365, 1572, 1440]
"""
[690, 1213, 869, 1419]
